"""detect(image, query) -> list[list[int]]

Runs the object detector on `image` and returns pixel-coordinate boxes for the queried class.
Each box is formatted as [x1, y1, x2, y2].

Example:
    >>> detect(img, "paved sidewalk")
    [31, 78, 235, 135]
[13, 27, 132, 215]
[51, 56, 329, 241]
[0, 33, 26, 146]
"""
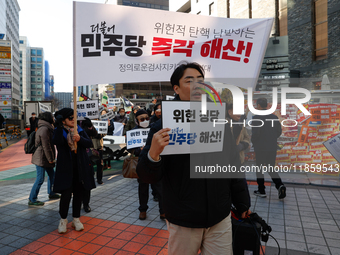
[0, 171, 339, 255]
[0, 138, 340, 254]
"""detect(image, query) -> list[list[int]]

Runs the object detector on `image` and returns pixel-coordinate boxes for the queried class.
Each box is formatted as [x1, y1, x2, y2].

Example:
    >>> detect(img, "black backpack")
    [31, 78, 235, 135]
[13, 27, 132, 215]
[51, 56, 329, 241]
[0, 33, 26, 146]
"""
[24, 131, 40, 154]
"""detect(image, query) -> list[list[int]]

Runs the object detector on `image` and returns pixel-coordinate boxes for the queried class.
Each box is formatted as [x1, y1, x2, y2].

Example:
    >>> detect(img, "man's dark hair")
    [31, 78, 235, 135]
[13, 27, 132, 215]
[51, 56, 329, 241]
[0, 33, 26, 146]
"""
[38, 112, 54, 124]
[257, 98, 268, 109]
[118, 108, 125, 112]
[170, 62, 205, 87]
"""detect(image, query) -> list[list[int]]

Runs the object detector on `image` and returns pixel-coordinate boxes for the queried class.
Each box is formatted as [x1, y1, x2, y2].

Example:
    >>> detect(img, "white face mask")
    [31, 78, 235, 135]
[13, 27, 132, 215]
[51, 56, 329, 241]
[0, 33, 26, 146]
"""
[139, 120, 149, 128]
[120, 112, 125, 116]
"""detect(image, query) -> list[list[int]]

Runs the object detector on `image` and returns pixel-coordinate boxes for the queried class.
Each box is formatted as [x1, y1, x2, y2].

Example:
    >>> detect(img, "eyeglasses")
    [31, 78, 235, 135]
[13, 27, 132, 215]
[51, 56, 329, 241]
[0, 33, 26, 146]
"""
[139, 117, 150, 122]
[67, 116, 74, 120]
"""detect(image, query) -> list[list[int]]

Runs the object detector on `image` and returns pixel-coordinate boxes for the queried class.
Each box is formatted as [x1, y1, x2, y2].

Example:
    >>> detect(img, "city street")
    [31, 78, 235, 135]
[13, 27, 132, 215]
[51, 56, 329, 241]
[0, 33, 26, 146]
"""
[0, 138, 339, 255]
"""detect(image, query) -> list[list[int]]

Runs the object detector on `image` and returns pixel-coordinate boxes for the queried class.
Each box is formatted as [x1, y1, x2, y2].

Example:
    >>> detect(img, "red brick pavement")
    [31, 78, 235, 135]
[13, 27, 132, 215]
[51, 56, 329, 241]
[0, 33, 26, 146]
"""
[0, 139, 32, 172]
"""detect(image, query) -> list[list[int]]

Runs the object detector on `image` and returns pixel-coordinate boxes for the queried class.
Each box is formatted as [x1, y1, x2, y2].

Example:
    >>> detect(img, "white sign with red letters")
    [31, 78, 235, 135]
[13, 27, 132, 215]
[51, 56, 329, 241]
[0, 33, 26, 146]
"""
[74, 2, 273, 88]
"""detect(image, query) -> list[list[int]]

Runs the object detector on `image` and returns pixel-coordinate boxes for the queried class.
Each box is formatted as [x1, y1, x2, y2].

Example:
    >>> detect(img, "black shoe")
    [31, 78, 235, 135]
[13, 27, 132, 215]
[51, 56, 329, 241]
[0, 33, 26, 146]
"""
[278, 185, 286, 199]
[49, 194, 61, 199]
[254, 190, 266, 198]
[84, 205, 91, 213]
[97, 180, 104, 185]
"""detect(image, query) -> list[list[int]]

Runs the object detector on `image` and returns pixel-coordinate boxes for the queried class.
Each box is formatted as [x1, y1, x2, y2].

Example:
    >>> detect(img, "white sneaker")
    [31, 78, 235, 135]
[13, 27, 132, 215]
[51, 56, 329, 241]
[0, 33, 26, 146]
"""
[58, 218, 68, 234]
[72, 217, 84, 231]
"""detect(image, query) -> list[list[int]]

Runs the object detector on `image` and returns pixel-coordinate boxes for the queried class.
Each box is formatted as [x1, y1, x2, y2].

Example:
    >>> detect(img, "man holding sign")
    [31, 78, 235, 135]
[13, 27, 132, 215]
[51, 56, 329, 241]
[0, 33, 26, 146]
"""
[137, 62, 250, 254]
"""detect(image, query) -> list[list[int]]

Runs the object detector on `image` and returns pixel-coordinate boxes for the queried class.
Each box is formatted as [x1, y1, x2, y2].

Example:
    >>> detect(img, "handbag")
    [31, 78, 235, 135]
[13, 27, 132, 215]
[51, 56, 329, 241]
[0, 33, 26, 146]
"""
[122, 155, 139, 178]
[87, 148, 100, 162]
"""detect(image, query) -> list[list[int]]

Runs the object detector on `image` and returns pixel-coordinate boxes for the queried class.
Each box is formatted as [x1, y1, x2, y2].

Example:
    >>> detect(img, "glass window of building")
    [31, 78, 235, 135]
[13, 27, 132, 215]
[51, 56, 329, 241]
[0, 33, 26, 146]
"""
[32, 84, 36, 89]
[31, 77, 36, 82]
[37, 91, 42, 95]
[36, 71, 42, 76]
[37, 84, 42, 89]
[31, 64, 36, 68]
[31, 91, 36, 96]
[31, 71, 35, 76]
[31, 57, 36, 62]
[37, 57, 42, 62]
[36, 64, 42, 69]
[31, 49, 36, 55]
[314, 0, 328, 60]
[37, 50, 42, 56]
[37, 77, 42, 82]
[37, 98, 42, 101]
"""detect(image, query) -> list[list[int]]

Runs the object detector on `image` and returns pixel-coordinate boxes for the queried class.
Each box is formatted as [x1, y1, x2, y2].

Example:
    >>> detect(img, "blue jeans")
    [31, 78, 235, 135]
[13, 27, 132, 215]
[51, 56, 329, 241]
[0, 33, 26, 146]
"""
[29, 165, 56, 202]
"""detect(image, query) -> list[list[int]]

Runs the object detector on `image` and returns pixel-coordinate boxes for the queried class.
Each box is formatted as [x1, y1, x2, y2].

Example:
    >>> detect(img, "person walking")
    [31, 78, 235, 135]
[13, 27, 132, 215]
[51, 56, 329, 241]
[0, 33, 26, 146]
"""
[251, 98, 286, 199]
[28, 112, 39, 137]
[53, 108, 96, 234]
[128, 109, 164, 220]
[81, 118, 98, 213]
[28, 112, 60, 206]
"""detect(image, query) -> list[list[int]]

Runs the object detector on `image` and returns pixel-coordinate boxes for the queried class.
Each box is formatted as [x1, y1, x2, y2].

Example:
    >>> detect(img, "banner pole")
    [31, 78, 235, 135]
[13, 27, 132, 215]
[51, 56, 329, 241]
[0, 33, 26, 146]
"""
[73, 1, 78, 152]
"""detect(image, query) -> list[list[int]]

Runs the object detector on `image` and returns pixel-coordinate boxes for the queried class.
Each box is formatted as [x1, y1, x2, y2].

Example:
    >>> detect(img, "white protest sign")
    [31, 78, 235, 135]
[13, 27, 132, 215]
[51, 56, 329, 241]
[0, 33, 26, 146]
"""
[126, 128, 150, 149]
[71, 100, 99, 120]
[108, 98, 121, 107]
[161, 101, 225, 155]
[99, 105, 105, 112]
[100, 110, 115, 120]
[92, 120, 108, 134]
[39, 102, 50, 112]
[323, 135, 340, 163]
[74, 2, 273, 89]
[113, 122, 124, 136]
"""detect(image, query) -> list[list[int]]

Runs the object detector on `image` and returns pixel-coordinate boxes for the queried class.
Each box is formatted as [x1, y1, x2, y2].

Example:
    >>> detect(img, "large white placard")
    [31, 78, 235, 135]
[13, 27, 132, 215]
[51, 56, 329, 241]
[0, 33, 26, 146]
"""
[161, 101, 225, 155]
[113, 122, 124, 136]
[39, 102, 51, 112]
[100, 110, 115, 120]
[108, 98, 121, 108]
[74, 2, 273, 88]
[126, 128, 150, 149]
[92, 120, 108, 134]
[71, 100, 99, 120]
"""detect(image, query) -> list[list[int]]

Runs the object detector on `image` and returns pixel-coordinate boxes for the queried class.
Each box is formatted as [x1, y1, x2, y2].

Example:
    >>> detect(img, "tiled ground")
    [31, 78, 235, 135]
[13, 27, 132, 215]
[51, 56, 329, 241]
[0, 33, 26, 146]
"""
[0, 138, 340, 254]
[0, 173, 339, 254]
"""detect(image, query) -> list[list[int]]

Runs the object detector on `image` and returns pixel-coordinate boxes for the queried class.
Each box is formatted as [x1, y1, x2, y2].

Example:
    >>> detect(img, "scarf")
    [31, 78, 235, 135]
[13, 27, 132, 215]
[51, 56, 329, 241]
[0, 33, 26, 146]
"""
[63, 125, 76, 151]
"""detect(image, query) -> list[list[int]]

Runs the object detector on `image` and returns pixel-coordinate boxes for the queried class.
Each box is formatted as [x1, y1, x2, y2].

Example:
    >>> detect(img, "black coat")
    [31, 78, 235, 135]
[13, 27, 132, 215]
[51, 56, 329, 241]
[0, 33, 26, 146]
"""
[52, 125, 96, 193]
[137, 101, 250, 228]
[251, 113, 282, 152]
[29, 117, 39, 132]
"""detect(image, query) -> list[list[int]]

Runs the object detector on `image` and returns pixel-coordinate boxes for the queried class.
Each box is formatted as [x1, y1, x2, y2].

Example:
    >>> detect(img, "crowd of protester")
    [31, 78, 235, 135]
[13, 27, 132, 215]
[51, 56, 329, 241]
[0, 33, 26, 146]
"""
[26, 62, 286, 254]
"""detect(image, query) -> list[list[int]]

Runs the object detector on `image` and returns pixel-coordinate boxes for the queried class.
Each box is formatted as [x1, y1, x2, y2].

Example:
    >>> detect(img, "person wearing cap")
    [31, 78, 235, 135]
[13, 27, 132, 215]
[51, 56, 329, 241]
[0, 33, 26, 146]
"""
[126, 105, 140, 132]
[127, 109, 164, 220]
[52, 108, 96, 234]
[149, 102, 161, 125]
[28, 112, 39, 137]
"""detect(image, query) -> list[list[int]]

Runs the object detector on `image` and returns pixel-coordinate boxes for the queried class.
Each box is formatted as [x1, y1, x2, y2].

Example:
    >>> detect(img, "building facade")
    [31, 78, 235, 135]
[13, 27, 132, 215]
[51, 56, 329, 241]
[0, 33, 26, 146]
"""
[19, 36, 30, 108]
[29, 47, 45, 102]
[0, 0, 20, 119]
[44, 60, 50, 98]
[54, 92, 72, 110]
[171, 0, 340, 91]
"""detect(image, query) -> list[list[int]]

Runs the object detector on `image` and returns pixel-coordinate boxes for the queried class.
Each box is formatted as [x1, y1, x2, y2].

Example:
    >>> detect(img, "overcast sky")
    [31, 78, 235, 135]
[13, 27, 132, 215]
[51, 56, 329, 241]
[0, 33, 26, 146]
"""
[18, 0, 107, 92]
